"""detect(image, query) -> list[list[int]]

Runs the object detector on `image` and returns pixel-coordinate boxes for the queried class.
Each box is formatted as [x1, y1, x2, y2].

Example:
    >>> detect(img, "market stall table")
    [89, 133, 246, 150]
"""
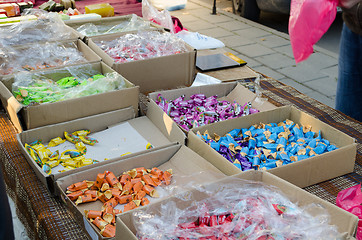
[0, 77, 361, 239]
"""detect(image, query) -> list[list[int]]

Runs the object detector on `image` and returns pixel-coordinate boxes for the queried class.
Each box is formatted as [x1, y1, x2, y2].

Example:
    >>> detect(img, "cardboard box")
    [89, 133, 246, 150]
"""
[116, 170, 358, 240]
[0, 39, 101, 82]
[187, 105, 357, 187]
[0, 62, 139, 131]
[56, 144, 225, 240]
[17, 106, 186, 194]
[65, 14, 162, 42]
[87, 29, 197, 94]
[147, 82, 277, 135]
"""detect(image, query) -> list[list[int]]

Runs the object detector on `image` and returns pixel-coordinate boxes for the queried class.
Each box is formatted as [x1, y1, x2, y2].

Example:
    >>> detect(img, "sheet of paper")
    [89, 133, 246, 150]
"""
[48, 122, 150, 173]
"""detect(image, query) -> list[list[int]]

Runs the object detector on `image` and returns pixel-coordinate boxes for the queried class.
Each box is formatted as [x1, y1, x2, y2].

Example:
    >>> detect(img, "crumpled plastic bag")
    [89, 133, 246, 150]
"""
[142, 0, 175, 33]
[288, 0, 338, 64]
[336, 183, 362, 240]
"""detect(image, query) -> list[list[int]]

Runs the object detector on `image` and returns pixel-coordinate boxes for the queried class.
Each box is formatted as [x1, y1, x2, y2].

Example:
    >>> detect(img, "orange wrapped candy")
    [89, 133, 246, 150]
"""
[149, 174, 162, 186]
[123, 200, 139, 212]
[67, 180, 88, 192]
[84, 190, 98, 199]
[122, 181, 133, 195]
[105, 171, 122, 190]
[135, 190, 146, 200]
[85, 210, 102, 219]
[110, 188, 121, 197]
[75, 193, 98, 205]
[143, 185, 159, 198]
[141, 175, 157, 187]
[141, 197, 150, 206]
[119, 174, 131, 185]
[131, 177, 142, 185]
[67, 190, 84, 201]
[92, 217, 108, 230]
[100, 224, 116, 237]
[133, 181, 144, 193]
[150, 167, 163, 178]
[116, 194, 132, 205]
[163, 170, 172, 185]
[94, 172, 106, 190]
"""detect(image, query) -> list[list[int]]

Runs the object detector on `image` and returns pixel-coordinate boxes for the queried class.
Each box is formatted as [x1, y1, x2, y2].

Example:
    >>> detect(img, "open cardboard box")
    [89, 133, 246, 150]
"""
[17, 106, 186, 195]
[0, 39, 101, 82]
[186, 105, 357, 188]
[147, 82, 277, 135]
[65, 14, 162, 42]
[56, 144, 226, 240]
[116, 170, 359, 240]
[0, 62, 139, 132]
[87, 29, 197, 94]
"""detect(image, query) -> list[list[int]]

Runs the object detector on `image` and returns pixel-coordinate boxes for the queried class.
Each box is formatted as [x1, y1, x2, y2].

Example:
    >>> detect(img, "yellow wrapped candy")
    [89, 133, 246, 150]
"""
[59, 166, 76, 172]
[75, 142, 87, 154]
[72, 130, 91, 137]
[46, 160, 60, 168]
[37, 148, 52, 163]
[64, 132, 81, 144]
[48, 137, 66, 147]
[79, 136, 98, 146]
[61, 159, 78, 168]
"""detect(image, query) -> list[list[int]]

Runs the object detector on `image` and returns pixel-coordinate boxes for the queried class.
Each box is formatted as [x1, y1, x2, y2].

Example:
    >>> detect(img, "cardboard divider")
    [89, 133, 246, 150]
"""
[187, 105, 357, 188]
[116, 171, 359, 240]
[16, 106, 185, 194]
[56, 144, 226, 240]
[147, 82, 277, 136]
[0, 61, 139, 132]
[87, 29, 197, 94]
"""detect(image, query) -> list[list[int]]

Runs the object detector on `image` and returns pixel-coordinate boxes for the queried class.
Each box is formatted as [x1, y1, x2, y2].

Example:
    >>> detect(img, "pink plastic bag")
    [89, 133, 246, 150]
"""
[288, 0, 338, 64]
[336, 184, 362, 240]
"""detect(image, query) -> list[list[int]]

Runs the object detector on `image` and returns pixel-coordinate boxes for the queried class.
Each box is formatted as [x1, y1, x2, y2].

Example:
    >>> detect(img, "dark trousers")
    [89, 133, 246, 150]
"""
[336, 23, 362, 122]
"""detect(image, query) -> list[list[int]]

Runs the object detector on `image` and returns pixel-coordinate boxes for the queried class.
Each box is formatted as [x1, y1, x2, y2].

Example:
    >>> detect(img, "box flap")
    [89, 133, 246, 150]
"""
[0, 81, 23, 132]
[147, 99, 186, 144]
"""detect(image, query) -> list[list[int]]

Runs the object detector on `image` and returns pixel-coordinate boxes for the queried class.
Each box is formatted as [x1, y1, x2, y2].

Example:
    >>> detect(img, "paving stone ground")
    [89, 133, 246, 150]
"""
[172, 0, 340, 108]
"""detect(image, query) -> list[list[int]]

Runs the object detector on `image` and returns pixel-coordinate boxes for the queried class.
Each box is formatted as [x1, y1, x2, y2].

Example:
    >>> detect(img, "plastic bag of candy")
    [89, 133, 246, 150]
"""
[75, 14, 152, 37]
[132, 177, 343, 239]
[0, 41, 87, 76]
[12, 63, 126, 105]
[95, 30, 189, 63]
[0, 9, 76, 48]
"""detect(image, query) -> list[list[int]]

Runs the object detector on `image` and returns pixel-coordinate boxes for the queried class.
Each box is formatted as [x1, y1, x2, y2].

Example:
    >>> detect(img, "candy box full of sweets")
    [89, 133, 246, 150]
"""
[87, 29, 196, 94]
[16, 106, 186, 195]
[116, 170, 358, 240]
[0, 62, 138, 132]
[147, 82, 277, 134]
[56, 144, 226, 239]
[187, 105, 357, 188]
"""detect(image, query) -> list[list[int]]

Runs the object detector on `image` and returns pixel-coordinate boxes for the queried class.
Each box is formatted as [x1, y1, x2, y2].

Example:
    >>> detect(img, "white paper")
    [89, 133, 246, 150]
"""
[48, 122, 150, 173]
[191, 73, 222, 86]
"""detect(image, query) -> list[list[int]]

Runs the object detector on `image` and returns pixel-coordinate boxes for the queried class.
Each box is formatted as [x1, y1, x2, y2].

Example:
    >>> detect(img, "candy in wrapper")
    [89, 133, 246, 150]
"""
[64, 132, 81, 144]
[143, 185, 159, 197]
[122, 181, 133, 195]
[46, 160, 60, 168]
[163, 170, 172, 185]
[67, 180, 89, 192]
[135, 190, 146, 200]
[140, 197, 150, 206]
[75, 193, 98, 205]
[94, 172, 106, 190]
[116, 194, 133, 204]
[141, 175, 157, 187]
[100, 224, 116, 238]
[48, 150, 60, 161]
[79, 136, 98, 146]
[105, 171, 122, 190]
[61, 149, 83, 158]
[48, 137, 66, 147]
[67, 190, 84, 201]
[25, 144, 42, 167]
[91, 217, 108, 230]
[42, 164, 51, 175]
[85, 210, 102, 219]
[146, 142, 153, 149]
[123, 200, 138, 212]
[75, 142, 87, 154]
[72, 130, 91, 137]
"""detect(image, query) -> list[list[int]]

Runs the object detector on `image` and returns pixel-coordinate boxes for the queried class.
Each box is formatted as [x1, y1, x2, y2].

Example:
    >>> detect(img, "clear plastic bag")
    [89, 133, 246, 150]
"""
[12, 64, 126, 106]
[288, 0, 338, 63]
[132, 178, 342, 239]
[76, 14, 152, 37]
[95, 31, 189, 63]
[142, 0, 175, 33]
[0, 41, 87, 76]
[0, 9, 76, 48]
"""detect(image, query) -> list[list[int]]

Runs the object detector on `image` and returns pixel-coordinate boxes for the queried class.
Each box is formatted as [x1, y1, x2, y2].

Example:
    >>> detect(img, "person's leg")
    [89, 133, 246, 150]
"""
[336, 23, 362, 122]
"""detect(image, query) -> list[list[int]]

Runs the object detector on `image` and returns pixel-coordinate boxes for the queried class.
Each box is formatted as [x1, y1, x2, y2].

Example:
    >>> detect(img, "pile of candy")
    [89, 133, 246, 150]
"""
[156, 93, 259, 131]
[197, 119, 338, 171]
[0, 42, 86, 75]
[66, 167, 173, 237]
[95, 31, 189, 63]
[25, 130, 99, 174]
[134, 179, 340, 239]
[13, 72, 125, 106]
[75, 14, 151, 37]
